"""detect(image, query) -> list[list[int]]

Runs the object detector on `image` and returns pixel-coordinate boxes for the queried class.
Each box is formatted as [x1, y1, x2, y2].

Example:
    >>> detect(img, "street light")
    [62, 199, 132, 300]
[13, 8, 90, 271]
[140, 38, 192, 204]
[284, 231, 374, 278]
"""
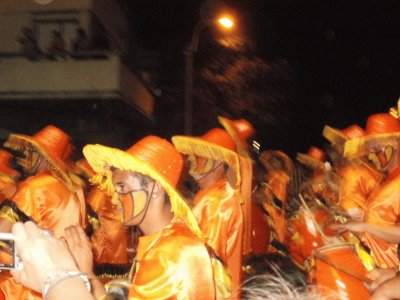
[183, 1, 234, 135]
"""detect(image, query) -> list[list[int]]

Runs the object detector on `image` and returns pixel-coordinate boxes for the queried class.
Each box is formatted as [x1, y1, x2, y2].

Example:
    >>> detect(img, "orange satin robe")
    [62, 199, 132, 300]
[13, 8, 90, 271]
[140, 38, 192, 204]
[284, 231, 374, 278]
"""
[129, 220, 215, 299]
[87, 186, 130, 279]
[338, 163, 381, 219]
[0, 171, 86, 300]
[361, 171, 400, 268]
[192, 180, 243, 299]
[0, 175, 17, 203]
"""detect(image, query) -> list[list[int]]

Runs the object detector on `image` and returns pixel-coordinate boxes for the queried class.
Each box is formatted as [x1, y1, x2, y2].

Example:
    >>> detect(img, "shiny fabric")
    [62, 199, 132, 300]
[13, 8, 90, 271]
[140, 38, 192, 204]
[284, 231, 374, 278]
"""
[361, 170, 400, 268]
[87, 187, 130, 278]
[338, 163, 381, 219]
[192, 179, 243, 299]
[0, 175, 17, 203]
[0, 171, 86, 300]
[129, 220, 215, 299]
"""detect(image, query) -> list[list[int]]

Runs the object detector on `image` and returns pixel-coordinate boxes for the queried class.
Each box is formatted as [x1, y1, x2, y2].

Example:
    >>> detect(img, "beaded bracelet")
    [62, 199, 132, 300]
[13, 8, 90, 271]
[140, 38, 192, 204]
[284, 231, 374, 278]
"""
[42, 270, 91, 300]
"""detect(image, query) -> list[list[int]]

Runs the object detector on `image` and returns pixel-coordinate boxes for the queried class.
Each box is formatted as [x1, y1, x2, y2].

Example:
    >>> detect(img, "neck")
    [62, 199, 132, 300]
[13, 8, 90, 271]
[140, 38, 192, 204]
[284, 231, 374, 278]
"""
[139, 202, 173, 235]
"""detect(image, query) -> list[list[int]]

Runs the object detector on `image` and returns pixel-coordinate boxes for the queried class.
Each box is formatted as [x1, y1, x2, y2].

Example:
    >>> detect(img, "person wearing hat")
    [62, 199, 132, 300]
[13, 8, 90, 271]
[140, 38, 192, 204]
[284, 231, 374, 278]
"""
[295, 146, 340, 208]
[323, 124, 382, 221]
[0, 125, 87, 300]
[9, 135, 216, 300]
[331, 113, 400, 269]
[75, 158, 131, 284]
[172, 128, 244, 299]
[255, 149, 294, 251]
[0, 149, 21, 203]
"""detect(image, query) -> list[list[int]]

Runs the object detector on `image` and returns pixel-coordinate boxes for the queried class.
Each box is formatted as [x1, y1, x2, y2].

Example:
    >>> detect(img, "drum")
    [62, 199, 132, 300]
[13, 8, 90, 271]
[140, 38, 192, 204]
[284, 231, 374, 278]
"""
[286, 206, 333, 268]
[311, 243, 370, 300]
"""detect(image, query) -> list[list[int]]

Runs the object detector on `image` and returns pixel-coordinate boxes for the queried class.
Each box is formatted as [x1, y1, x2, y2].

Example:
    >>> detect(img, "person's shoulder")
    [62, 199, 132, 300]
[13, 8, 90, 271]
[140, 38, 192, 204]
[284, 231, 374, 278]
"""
[160, 221, 204, 247]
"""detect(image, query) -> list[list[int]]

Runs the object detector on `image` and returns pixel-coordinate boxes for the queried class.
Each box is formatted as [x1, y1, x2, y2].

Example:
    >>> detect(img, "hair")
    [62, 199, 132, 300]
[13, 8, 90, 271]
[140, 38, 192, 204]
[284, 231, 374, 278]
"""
[241, 273, 340, 300]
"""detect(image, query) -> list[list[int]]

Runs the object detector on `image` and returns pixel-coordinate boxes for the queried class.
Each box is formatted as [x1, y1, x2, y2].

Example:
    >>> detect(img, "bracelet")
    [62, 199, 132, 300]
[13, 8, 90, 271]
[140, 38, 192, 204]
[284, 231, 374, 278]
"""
[42, 270, 91, 300]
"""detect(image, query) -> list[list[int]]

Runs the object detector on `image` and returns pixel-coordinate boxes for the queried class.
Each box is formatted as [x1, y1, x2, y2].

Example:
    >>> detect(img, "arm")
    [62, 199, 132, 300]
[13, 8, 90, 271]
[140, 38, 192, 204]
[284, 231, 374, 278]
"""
[64, 225, 106, 299]
[10, 222, 94, 300]
[330, 222, 400, 244]
[370, 275, 400, 300]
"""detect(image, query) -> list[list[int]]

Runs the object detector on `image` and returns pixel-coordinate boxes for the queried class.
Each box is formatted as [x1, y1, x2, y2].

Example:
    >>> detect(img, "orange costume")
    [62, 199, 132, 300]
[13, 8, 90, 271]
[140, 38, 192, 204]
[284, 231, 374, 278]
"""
[258, 150, 293, 247]
[173, 127, 243, 299]
[131, 219, 215, 299]
[84, 136, 216, 299]
[0, 125, 86, 300]
[323, 124, 382, 218]
[0, 150, 20, 203]
[344, 113, 400, 268]
[76, 159, 130, 281]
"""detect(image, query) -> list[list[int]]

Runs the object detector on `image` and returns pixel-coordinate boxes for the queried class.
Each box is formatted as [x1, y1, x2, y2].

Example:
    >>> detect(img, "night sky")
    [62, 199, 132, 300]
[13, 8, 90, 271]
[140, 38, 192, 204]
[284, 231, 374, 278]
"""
[128, 0, 400, 157]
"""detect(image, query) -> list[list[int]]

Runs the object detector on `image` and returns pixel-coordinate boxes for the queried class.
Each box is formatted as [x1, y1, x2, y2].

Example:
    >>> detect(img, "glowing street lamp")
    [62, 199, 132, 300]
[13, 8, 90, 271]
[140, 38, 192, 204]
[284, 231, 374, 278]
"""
[183, 1, 234, 135]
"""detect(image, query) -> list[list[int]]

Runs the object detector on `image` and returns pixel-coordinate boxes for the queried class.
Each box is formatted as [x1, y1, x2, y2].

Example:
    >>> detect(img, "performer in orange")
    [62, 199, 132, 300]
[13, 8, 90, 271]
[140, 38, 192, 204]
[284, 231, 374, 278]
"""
[82, 136, 215, 299]
[0, 149, 20, 203]
[0, 125, 87, 300]
[256, 149, 294, 250]
[218, 116, 270, 256]
[332, 113, 400, 268]
[296, 146, 339, 207]
[323, 124, 382, 220]
[75, 158, 131, 283]
[173, 127, 243, 299]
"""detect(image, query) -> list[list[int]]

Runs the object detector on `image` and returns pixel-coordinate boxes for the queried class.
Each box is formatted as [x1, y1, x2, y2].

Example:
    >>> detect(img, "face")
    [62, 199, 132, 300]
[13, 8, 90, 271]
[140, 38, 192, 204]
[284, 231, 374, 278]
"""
[367, 145, 397, 172]
[188, 155, 222, 181]
[112, 169, 153, 226]
[17, 145, 44, 175]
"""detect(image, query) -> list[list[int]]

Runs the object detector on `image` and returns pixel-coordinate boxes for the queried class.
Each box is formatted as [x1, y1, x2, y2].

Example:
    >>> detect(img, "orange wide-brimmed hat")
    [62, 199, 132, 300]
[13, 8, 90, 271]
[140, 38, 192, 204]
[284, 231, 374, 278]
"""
[296, 146, 327, 170]
[344, 113, 400, 158]
[83, 135, 202, 238]
[172, 128, 241, 188]
[4, 125, 74, 191]
[323, 124, 365, 146]
[218, 116, 255, 156]
[0, 149, 20, 180]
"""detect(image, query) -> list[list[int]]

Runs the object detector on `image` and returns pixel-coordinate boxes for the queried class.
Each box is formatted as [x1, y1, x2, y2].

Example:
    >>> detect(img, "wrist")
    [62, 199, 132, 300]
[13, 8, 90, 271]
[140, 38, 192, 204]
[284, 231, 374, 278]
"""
[42, 270, 91, 300]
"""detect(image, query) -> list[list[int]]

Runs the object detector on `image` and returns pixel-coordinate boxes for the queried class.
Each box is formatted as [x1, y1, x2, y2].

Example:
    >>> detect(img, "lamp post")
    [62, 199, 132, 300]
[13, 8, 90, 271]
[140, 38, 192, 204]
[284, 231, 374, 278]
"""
[183, 1, 234, 135]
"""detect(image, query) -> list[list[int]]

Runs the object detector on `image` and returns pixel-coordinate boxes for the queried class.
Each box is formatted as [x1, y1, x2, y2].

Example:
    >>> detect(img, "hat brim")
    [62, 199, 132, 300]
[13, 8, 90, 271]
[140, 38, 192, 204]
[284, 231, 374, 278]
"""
[296, 152, 326, 170]
[172, 135, 241, 188]
[344, 132, 400, 158]
[4, 134, 74, 191]
[83, 144, 203, 238]
[323, 126, 348, 146]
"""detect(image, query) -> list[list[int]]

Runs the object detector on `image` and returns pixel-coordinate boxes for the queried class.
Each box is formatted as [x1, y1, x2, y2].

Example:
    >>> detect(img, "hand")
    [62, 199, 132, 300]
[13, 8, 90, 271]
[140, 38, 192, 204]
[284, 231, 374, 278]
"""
[63, 225, 94, 276]
[10, 222, 79, 293]
[365, 268, 397, 292]
[329, 221, 365, 234]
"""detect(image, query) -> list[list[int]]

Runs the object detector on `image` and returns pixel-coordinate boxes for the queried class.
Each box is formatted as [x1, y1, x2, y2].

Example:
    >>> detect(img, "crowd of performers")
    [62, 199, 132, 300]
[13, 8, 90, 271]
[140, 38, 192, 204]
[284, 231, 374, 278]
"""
[1, 101, 400, 299]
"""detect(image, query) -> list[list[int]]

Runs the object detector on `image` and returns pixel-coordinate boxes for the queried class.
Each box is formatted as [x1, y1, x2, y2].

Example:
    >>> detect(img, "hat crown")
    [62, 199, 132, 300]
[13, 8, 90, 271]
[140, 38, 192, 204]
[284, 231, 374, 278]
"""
[306, 146, 326, 162]
[342, 124, 365, 140]
[365, 113, 400, 135]
[230, 118, 255, 144]
[126, 136, 183, 187]
[201, 128, 236, 151]
[33, 125, 70, 160]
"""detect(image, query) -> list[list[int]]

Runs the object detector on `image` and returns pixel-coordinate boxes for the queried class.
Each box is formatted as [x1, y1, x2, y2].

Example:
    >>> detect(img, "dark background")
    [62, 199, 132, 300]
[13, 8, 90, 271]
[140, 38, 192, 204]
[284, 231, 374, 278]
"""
[127, 0, 400, 157]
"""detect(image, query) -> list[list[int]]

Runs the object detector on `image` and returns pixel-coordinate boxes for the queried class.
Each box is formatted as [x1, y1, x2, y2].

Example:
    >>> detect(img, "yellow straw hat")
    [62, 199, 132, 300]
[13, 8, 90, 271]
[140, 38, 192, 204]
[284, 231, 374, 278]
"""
[83, 136, 203, 238]
[172, 128, 241, 188]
